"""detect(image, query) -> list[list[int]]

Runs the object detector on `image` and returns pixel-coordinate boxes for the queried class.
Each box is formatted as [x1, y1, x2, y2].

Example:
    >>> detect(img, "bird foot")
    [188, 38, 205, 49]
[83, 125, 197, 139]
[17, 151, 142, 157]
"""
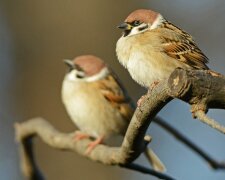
[74, 131, 90, 142]
[137, 81, 160, 107]
[137, 95, 147, 107]
[149, 81, 159, 92]
[85, 136, 104, 155]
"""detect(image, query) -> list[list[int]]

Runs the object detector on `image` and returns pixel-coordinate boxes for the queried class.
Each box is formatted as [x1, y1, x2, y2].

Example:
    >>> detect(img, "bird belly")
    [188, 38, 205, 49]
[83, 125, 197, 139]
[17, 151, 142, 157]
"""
[127, 52, 182, 87]
[62, 82, 128, 140]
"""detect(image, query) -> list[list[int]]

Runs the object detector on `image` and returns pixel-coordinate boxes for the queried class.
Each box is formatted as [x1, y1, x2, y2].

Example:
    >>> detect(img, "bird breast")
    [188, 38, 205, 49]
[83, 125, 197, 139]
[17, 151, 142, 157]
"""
[116, 33, 186, 87]
[61, 80, 128, 139]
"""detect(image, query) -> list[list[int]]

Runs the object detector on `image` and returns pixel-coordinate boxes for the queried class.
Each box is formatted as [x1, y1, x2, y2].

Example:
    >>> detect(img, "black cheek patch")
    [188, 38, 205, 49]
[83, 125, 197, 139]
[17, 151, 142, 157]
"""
[123, 30, 131, 37]
[76, 74, 84, 79]
[138, 24, 148, 31]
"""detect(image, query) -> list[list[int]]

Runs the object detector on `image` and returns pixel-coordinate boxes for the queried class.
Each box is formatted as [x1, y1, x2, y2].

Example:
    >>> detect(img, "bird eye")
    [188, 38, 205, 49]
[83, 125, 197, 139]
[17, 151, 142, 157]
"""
[133, 20, 141, 26]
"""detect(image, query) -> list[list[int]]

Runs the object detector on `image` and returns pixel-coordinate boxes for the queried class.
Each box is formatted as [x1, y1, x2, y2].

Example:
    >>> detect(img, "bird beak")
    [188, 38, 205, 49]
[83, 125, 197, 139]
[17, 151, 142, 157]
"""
[117, 22, 132, 30]
[63, 59, 74, 69]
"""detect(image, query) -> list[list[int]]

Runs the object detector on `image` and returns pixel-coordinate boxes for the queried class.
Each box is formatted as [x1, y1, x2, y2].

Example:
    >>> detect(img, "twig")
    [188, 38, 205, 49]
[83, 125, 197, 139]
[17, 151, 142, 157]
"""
[193, 110, 225, 134]
[20, 138, 44, 180]
[153, 117, 225, 170]
[144, 148, 166, 172]
[168, 68, 225, 134]
[15, 117, 175, 180]
[120, 163, 175, 180]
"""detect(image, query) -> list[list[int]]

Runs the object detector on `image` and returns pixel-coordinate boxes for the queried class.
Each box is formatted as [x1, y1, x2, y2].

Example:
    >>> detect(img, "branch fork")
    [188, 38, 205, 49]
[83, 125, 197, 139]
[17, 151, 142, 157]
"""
[15, 68, 225, 180]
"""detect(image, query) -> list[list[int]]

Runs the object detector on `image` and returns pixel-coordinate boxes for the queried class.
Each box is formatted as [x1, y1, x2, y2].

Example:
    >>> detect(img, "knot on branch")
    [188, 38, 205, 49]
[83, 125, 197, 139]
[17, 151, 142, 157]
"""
[168, 68, 225, 109]
[168, 68, 192, 99]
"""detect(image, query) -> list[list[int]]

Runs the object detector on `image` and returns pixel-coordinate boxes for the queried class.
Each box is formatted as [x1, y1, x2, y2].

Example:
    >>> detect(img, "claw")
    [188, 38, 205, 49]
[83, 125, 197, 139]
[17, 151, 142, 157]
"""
[85, 136, 104, 155]
[137, 81, 160, 107]
[149, 81, 159, 92]
[137, 95, 146, 107]
[74, 131, 90, 142]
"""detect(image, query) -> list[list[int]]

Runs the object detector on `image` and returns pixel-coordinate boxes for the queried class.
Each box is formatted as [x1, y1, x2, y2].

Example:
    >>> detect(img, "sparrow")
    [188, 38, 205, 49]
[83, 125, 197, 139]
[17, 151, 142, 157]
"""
[116, 9, 209, 88]
[61, 55, 165, 171]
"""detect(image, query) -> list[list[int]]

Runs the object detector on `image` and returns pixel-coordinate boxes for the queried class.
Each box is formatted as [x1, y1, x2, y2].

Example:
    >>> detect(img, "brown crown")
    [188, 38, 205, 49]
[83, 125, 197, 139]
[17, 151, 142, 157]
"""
[125, 9, 159, 24]
[72, 55, 106, 76]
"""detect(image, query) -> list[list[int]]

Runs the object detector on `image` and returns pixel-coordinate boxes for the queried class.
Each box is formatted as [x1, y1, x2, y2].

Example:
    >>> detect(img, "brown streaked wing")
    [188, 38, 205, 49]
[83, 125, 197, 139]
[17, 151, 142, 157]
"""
[160, 21, 209, 69]
[94, 74, 134, 122]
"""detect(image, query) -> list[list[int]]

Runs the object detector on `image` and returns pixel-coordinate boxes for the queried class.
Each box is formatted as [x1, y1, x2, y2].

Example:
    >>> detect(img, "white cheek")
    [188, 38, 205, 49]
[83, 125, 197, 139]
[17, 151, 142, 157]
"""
[150, 14, 164, 30]
[67, 71, 77, 81]
[66, 70, 84, 82]
[127, 27, 140, 37]
[85, 68, 109, 82]
[127, 24, 149, 37]
[65, 68, 109, 82]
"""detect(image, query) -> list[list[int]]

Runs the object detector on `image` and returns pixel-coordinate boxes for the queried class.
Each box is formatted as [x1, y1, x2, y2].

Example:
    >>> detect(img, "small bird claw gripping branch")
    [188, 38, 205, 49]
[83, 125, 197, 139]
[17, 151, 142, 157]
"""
[15, 68, 225, 180]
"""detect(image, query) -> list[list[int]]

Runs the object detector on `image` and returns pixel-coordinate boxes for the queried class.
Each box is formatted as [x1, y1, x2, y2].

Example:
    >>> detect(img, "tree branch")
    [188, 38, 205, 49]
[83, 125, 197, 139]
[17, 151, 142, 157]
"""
[120, 163, 174, 180]
[168, 69, 225, 134]
[153, 117, 225, 170]
[15, 118, 174, 180]
[19, 137, 44, 180]
[193, 110, 225, 134]
[15, 69, 225, 179]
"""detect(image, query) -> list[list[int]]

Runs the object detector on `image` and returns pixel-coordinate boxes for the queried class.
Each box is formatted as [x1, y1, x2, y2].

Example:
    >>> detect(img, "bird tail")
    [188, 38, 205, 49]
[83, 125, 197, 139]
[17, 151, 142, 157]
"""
[144, 148, 166, 172]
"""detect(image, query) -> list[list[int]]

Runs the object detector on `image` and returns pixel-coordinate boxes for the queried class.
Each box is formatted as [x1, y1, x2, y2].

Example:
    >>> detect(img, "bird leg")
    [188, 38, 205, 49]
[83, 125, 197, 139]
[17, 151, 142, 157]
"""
[85, 136, 104, 155]
[149, 81, 159, 91]
[74, 131, 90, 141]
[137, 95, 147, 107]
[137, 81, 160, 107]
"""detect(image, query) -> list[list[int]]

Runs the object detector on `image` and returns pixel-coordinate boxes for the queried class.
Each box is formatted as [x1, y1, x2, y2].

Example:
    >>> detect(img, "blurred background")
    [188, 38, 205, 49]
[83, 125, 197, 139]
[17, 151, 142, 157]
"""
[0, 0, 225, 179]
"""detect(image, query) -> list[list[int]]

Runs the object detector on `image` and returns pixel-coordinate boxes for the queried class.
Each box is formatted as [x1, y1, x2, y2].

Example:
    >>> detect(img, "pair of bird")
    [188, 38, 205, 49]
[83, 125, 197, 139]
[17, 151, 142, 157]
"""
[62, 9, 210, 170]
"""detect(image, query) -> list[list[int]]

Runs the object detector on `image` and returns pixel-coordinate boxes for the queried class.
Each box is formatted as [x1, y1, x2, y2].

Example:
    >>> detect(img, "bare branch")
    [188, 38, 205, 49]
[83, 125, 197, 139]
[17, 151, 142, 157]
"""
[20, 138, 44, 180]
[120, 83, 172, 163]
[144, 148, 166, 172]
[168, 69, 225, 109]
[193, 110, 225, 134]
[168, 69, 225, 134]
[154, 117, 225, 170]
[15, 69, 225, 179]
[120, 163, 174, 180]
[15, 118, 175, 180]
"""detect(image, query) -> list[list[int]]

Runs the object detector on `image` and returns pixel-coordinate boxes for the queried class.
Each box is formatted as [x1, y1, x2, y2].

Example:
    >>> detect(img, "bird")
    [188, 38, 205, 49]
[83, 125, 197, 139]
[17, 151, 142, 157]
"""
[116, 9, 209, 89]
[61, 55, 165, 171]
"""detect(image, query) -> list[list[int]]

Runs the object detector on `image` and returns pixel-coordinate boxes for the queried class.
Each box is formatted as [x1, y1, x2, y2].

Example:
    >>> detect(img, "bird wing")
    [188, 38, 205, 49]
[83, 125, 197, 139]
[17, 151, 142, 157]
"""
[159, 21, 209, 69]
[94, 72, 134, 123]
